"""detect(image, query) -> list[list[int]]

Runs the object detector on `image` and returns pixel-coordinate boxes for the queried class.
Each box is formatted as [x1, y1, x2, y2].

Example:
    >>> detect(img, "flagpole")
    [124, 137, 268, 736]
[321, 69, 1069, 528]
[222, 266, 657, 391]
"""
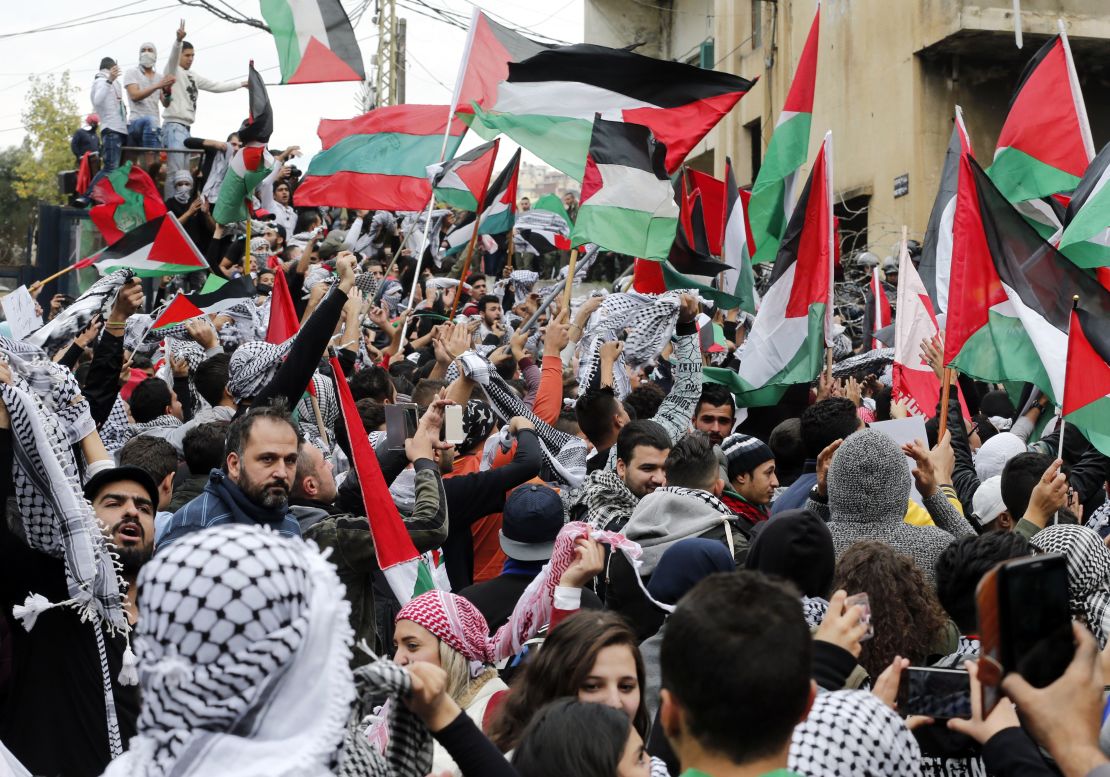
[244, 216, 252, 276]
[448, 223, 484, 319]
[562, 248, 579, 311]
[1059, 294, 1079, 460]
[310, 392, 331, 448]
[28, 260, 91, 293]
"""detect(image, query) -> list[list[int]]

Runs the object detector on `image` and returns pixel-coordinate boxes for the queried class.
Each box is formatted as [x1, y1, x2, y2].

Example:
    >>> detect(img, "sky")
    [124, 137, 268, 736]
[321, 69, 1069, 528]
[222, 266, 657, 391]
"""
[0, 0, 584, 170]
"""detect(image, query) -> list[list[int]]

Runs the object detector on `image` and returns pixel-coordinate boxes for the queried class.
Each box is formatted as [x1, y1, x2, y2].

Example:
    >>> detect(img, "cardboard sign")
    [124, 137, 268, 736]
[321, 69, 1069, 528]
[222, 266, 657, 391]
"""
[869, 416, 928, 504]
[2, 286, 41, 341]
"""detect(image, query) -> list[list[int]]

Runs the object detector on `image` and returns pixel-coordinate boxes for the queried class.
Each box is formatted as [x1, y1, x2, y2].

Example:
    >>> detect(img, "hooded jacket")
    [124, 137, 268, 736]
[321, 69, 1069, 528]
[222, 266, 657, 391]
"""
[607, 486, 749, 641]
[91, 70, 127, 135]
[808, 430, 975, 585]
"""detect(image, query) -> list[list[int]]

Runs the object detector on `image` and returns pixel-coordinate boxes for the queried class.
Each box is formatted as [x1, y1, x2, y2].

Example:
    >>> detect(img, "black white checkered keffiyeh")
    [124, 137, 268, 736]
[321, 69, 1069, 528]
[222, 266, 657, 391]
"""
[788, 690, 921, 777]
[295, 372, 339, 454]
[1, 356, 131, 756]
[1030, 524, 1110, 648]
[493, 270, 539, 308]
[512, 208, 569, 256]
[228, 337, 295, 402]
[25, 269, 134, 353]
[101, 524, 373, 777]
[454, 351, 587, 488]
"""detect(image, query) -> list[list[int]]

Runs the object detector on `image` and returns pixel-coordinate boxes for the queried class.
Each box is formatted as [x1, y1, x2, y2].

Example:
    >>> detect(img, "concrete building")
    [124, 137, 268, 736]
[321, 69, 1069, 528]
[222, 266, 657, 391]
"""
[584, 0, 1110, 258]
[518, 160, 579, 202]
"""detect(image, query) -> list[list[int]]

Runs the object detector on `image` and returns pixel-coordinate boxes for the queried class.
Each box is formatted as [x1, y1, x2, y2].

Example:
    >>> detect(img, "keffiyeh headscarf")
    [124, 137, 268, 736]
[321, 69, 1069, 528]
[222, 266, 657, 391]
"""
[103, 525, 360, 777]
[789, 690, 921, 777]
[460, 399, 495, 454]
[1031, 524, 1110, 648]
[1, 349, 130, 756]
[171, 170, 193, 204]
[295, 371, 339, 453]
[228, 336, 295, 402]
[453, 351, 586, 488]
[25, 269, 133, 353]
[397, 522, 650, 671]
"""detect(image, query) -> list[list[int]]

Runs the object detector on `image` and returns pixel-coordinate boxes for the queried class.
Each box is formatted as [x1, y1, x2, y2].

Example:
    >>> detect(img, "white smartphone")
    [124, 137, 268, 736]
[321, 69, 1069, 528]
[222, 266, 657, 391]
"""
[444, 404, 465, 445]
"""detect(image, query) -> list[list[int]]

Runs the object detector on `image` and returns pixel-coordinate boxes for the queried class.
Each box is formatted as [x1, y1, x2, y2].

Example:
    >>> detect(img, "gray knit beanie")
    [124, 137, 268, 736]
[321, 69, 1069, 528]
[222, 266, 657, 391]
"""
[827, 429, 910, 524]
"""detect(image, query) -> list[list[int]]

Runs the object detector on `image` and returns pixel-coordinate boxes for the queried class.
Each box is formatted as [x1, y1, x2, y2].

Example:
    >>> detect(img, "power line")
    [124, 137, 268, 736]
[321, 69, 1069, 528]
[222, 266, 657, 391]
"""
[446, 0, 570, 45]
[0, 2, 180, 40]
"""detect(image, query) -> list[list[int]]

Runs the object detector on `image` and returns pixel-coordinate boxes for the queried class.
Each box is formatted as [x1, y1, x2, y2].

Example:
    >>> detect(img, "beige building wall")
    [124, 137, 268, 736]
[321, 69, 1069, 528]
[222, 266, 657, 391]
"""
[585, 0, 1110, 258]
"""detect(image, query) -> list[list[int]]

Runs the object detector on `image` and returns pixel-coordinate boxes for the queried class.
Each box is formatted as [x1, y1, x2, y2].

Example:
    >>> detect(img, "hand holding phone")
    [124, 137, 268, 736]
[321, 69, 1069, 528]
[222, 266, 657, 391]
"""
[385, 402, 418, 451]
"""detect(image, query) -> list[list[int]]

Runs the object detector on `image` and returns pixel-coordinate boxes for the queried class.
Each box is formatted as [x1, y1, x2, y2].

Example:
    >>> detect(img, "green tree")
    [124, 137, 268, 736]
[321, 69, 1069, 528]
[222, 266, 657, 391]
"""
[0, 144, 35, 264]
[14, 72, 80, 205]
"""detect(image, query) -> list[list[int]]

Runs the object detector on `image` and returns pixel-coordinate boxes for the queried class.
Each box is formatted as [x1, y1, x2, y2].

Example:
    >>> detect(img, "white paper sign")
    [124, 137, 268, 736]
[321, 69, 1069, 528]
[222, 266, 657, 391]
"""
[2, 286, 41, 341]
[868, 417, 929, 505]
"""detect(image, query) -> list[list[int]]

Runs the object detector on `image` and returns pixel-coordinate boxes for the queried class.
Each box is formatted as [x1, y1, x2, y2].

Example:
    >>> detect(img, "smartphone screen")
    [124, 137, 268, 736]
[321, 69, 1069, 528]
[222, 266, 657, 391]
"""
[385, 403, 418, 450]
[896, 667, 972, 719]
[1001, 554, 1074, 689]
[444, 404, 465, 445]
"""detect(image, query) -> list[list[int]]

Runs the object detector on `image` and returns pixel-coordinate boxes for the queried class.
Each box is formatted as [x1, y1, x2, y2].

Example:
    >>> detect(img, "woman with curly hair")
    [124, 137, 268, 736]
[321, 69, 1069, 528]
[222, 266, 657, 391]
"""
[832, 540, 954, 679]
[487, 610, 651, 759]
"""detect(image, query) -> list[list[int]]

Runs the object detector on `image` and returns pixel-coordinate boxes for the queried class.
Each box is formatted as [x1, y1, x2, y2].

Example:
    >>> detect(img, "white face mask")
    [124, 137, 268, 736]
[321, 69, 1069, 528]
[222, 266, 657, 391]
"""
[139, 51, 156, 68]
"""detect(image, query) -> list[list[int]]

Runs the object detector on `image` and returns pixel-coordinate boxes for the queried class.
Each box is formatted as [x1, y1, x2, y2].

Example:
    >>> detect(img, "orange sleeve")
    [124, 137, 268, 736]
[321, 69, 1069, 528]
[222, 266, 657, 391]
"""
[532, 354, 566, 427]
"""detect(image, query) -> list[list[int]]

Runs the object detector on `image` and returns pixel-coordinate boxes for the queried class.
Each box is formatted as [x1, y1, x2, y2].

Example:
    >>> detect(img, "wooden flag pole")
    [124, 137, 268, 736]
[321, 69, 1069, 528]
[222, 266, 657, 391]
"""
[448, 224, 483, 319]
[937, 370, 953, 441]
[562, 248, 579, 311]
[29, 261, 86, 293]
[1059, 294, 1080, 460]
[310, 392, 330, 448]
[243, 216, 252, 276]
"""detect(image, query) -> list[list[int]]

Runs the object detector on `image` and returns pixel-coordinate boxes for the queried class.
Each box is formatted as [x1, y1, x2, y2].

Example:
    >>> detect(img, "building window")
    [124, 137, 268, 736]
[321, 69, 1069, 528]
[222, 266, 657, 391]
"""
[835, 194, 870, 259]
[746, 118, 762, 183]
[752, 0, 762, 49]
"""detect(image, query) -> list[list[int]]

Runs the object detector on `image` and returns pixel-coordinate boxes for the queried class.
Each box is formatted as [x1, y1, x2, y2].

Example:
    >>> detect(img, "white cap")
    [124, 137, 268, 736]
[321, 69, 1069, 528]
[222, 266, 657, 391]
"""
[972, 476, 1007, 527]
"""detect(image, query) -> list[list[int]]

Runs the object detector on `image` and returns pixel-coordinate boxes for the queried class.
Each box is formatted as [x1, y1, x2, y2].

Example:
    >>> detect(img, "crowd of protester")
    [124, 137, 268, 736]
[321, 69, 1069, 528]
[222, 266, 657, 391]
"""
[4, 18, 1109, 777]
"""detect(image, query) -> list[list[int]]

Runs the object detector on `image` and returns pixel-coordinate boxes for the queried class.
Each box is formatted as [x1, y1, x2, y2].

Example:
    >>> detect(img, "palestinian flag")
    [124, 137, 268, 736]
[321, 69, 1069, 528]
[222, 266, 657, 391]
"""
[568, 117, 679, 261]
[266, 266, 299, 344]
[330, 355, 438, 604]
[261, 0, 365, 84]
[452, 9, 549, 116]
[428, 139, 499, 211]
[893, 240, 945, 417]
[1063, 302, 1110, 456]
[722, 157, 759, 313]
[866, 266, 892, 350]
[213, 62, 274, 224]
[185, 274, 258, 316]
[89, 161, 167, 243]
[988, 31, 1094, 208]
[296, 105, 466, 211]
[150, 293, 204, 332]
[93, 214, 208, 277]
[945, 155, 1110, 406]
[469, 43, 754, 180]
[748, 4, 819, 264]
[704, 132, 834, 406]
[1057, 141, 1110, 271]
[444, 149, 521, 256]
[513, 194, 572, 256]
[688, 168, 726, 256]
[919, 106, 972, 315]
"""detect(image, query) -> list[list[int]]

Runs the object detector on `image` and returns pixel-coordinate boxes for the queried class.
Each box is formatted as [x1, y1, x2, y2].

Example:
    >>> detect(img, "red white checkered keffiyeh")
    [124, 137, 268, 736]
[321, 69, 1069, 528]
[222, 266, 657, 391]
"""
[396, 522, 651, 665]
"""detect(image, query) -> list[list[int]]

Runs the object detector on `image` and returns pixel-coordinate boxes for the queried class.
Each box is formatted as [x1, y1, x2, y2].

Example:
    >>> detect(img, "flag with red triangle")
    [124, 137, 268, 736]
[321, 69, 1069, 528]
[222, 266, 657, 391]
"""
[705, 132, 835, 406]
[688, 168, 726, 256]
[266, 266, 299, 344]
[329, 355, 439, 604]
[988, 30, 1094, 233]
[722, 157, 759, 313]
[90, 161, 167, 244]
[261, 0, 365, 85]
[748, 3, 819, 263]
[451, 9, 550, 117]
[444, 148, 521, 256]
[1063, 302, 1110, 456]
[92, 214, 208, 278]
[919, 106, 972, 315]
[150, 293, 204, 332]
[428, 139, 500, 211]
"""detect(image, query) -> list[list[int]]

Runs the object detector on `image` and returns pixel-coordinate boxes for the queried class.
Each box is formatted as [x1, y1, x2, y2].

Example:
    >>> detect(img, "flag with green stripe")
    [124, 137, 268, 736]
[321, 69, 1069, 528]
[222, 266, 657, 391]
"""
[261, 0, 365, 84]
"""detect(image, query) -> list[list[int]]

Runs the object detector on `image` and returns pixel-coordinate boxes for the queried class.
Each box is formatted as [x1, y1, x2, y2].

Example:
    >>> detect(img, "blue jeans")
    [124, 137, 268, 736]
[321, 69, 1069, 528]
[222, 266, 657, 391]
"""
[99, 129, 125, 173]
[127, 116, 161, 148]
[162, 121, 191, 197]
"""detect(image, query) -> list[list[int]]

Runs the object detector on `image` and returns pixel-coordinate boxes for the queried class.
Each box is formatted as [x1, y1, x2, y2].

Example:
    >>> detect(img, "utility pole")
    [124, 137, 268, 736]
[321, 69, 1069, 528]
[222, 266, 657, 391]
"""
[374, 0, 405, 106]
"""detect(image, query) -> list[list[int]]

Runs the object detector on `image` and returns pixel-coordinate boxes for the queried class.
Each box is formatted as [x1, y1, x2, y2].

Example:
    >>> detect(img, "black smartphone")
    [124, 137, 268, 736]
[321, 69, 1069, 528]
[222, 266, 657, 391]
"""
[1000, 554, 1074, 689]
[385, 403, 418, 450]
[896, 667, 972, 719]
